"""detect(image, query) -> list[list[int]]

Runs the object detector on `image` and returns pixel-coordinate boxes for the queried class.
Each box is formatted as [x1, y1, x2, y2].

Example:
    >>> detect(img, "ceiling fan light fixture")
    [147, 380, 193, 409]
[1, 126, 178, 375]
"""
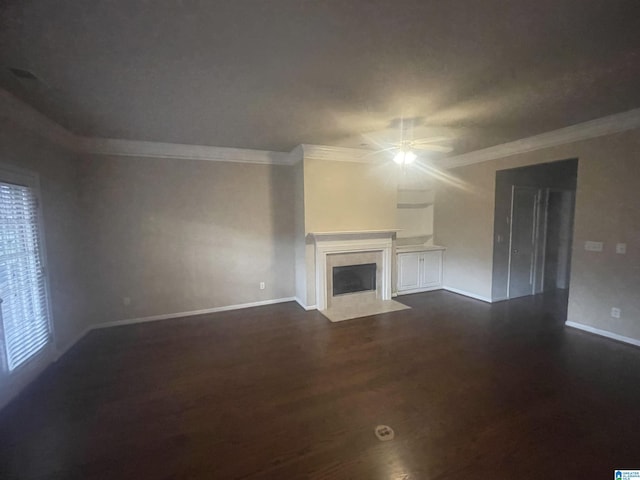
[393, 150, 417, 165]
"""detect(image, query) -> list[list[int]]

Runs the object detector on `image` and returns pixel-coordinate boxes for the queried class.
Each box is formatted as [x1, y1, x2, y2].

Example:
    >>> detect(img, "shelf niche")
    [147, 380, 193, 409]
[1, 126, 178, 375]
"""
[396, 182, 435, 241]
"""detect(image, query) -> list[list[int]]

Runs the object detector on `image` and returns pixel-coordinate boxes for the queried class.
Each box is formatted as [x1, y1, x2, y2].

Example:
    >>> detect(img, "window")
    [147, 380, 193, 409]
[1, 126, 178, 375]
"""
[0, 171, 52, 372]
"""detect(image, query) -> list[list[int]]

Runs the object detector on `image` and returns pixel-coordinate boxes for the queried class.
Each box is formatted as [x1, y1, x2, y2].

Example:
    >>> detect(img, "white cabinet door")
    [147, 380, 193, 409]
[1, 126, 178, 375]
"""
[397, 252, 421, 291]
[397, 249, 444, 294]
[421, 250, 443, 288]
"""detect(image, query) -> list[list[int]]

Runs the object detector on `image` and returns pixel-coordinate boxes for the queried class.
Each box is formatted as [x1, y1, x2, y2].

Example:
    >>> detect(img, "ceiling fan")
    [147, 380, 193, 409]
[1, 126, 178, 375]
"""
[364, 117, 454, 165]
[390, 136, 454, 165]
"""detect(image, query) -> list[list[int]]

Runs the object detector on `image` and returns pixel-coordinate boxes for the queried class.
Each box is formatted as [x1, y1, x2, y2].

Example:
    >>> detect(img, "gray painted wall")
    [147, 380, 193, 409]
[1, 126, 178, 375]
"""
[79, 155, 296, 325]
[435, 128, 640, 341]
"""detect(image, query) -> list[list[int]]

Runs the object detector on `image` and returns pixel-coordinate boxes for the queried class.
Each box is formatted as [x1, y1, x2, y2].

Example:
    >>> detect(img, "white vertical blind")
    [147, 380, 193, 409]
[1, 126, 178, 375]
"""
[0, 181, 50, 371]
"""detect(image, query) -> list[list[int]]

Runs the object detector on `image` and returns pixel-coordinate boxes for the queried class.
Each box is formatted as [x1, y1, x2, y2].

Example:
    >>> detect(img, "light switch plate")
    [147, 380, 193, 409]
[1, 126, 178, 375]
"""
[616, 243, 627, 254]
[585, 241, 603, 252]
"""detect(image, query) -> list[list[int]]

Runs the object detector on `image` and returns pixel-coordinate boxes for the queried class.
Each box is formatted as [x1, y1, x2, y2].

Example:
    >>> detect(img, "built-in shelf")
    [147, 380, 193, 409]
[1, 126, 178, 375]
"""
[396, 244, 445, 253]
[396, 181, 435, 240]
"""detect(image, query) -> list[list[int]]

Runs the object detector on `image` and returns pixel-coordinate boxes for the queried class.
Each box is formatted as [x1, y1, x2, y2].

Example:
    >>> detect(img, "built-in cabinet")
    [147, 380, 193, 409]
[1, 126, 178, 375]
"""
[396, 248, 444, 294]
[394, 174, 444, 294]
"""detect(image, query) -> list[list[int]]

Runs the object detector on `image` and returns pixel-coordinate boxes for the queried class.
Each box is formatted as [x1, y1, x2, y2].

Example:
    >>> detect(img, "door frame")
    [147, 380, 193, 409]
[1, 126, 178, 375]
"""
[543, 188, 576, 291]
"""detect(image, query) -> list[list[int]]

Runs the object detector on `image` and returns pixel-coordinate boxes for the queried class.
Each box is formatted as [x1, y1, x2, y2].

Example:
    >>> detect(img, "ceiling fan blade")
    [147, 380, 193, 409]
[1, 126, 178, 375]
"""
[360, 133, 401, 151]
[362, 146, 397, 157]
[413, 144, 454, 153]
[411, 136, 452, 145]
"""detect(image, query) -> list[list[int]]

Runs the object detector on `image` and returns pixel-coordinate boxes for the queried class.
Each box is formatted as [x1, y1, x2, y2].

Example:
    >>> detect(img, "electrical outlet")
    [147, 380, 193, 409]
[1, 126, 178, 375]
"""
[616, 243, 627, 254]
[123, 297, 131, 306]
[611, 307, 621, 319]
[584, 241, 603, 252]
[259, 282, 265, 290]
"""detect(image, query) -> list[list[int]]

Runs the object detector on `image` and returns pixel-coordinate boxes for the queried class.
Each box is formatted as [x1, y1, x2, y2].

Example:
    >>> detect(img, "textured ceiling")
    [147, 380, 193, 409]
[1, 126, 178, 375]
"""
[1, 0, 639, 156]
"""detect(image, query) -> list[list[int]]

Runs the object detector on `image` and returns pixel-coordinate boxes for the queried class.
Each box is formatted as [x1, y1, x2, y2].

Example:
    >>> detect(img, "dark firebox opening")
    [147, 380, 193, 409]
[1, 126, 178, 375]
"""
[332, 263, 376, 296]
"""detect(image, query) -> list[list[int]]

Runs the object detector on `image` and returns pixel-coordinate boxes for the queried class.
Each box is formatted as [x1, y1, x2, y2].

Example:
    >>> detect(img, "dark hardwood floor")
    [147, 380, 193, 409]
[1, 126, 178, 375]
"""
[1, 290, 639, 479]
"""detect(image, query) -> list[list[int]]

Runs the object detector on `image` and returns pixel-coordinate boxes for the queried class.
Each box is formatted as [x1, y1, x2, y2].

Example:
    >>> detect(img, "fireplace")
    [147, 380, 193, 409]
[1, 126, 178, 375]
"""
[333, 263, 376, 296]
[311, 230, 396, 311]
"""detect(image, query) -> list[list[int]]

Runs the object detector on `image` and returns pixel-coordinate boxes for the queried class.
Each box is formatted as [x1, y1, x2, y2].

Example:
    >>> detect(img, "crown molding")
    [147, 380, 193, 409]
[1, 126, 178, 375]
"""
[5, 87, 640, 169]
[82, 137, 293, 165]
[1, 87, 294, 166]
[440, 108, 640, 169]
[287, 144, 304, 165]
[302, 144, 378, 163]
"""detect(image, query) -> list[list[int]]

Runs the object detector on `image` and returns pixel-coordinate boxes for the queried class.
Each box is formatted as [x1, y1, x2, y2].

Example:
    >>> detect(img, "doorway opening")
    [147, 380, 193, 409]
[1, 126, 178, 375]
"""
[491, 159, 578, 312]
[507, 186, 575, 298]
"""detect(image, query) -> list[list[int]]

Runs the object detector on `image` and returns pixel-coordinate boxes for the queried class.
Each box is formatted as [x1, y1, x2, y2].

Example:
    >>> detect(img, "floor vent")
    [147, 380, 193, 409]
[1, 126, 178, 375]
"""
[374, 425, 395, 441]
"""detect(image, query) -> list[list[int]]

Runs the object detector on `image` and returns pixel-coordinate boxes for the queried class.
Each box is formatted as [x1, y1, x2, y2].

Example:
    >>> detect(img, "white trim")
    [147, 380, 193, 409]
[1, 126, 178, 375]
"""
[92, 297, 296, 329]
[565, 321, 640, 348]
[302, 144, 378, 163]
[396, 286, 443, 296]
[5, 85, 640, 169]
[56, 297, 299, 358]
[83, 137, 293, 165]
[295, 298, 317, 311]
[1, 88, 295, 166]
[0, 164, 57, 373]
[442, 286, 493, 303]
[310, 230, 400, 240]
[440, 108, 640, 169]
[1, 297, 297, 411]
[288, 145, 304, 165]
[491, 295, 509, 303]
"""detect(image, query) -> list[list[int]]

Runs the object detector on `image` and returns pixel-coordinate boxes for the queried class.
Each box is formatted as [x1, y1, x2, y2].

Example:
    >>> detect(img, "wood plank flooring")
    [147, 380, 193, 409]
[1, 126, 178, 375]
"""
[1, 290, 639, 479]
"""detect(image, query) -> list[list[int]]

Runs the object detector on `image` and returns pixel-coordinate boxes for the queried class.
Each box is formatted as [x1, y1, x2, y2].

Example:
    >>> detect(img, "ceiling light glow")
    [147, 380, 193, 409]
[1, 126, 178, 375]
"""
[393, 150, 417, 165]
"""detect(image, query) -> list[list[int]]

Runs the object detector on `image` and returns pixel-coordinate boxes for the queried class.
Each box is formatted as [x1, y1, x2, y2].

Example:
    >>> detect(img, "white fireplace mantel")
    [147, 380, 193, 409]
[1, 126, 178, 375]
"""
[309, 229, 400, 242]
[311, 230, 396, 311]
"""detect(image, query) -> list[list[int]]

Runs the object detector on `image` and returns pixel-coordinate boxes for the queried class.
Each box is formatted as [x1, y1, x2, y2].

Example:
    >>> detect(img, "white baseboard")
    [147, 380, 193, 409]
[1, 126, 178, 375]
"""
[443, 286, 493, 303]
[491, 295, 509, 303]
[565, 321, 640, 348]
[93, 297, 296, 330]
[295, 297, 317, 311]
[396, 286, 443, 296]
[1, 296, 298, 411]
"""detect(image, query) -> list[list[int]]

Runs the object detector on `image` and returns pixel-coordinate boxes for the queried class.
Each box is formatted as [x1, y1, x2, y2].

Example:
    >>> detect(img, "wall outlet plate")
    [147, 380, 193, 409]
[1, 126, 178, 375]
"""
[585, 241, 604, 252]
[616, 243, 627, 254]
[611, 307, 621, 319]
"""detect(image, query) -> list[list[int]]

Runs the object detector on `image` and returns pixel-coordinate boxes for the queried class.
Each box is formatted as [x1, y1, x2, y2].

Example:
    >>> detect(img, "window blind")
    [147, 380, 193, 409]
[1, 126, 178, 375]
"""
[0, 181, 50, 371]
